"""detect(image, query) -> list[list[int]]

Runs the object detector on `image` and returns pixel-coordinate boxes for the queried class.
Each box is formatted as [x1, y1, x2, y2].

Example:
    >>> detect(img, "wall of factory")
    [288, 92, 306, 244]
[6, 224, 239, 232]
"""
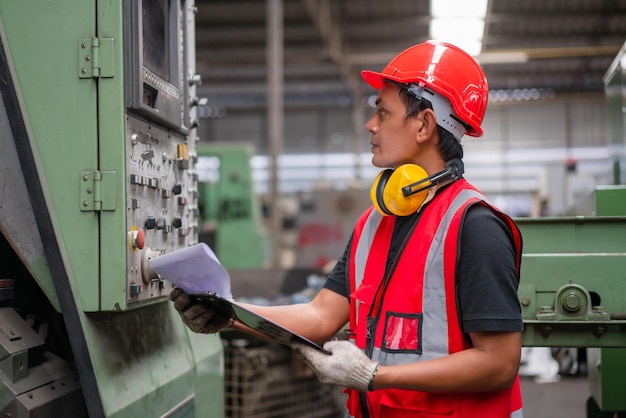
[197, 93, 612, 217]
[199, 93, 608, 153]
[199, 106, 356, 155]
[480, 93, 607, 149]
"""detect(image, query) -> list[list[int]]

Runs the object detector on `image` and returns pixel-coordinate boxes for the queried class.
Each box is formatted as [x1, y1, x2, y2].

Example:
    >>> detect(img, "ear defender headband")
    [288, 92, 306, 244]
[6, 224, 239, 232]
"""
[370, 158, 465, 216]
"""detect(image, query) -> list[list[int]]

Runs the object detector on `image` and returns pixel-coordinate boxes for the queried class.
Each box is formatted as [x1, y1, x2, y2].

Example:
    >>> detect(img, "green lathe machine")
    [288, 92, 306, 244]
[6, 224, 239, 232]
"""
[517, 41, 626, 418]
[0, 1, 223, 417]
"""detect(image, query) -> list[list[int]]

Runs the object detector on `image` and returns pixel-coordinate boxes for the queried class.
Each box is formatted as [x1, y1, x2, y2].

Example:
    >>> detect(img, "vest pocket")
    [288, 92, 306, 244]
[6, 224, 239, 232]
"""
[381, 311, 423, 354]
[379, 389, 456, 416]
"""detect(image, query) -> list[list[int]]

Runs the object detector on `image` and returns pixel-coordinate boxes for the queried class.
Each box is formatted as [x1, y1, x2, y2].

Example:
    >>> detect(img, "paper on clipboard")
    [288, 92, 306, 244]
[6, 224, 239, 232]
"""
[149, 243, 232, 298]
[150, 243, 328, 352]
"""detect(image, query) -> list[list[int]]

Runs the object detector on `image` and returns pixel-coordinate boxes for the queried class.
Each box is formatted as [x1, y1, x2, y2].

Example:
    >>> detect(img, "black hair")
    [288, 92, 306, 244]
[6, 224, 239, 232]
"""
[395, 83, 464, 161]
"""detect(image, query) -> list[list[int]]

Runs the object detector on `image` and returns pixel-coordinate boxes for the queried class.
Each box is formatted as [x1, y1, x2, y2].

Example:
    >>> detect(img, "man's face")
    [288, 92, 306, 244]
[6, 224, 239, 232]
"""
[366, 83, 422, 169]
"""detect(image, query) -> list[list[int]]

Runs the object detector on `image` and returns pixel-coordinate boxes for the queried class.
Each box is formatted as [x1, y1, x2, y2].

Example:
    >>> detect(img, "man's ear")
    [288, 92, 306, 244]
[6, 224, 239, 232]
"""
[416, 108, 438, 143]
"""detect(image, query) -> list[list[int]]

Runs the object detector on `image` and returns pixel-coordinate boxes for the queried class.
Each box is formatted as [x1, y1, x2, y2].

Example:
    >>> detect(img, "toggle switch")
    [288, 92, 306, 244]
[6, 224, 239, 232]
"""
[141, 149, 155, 161]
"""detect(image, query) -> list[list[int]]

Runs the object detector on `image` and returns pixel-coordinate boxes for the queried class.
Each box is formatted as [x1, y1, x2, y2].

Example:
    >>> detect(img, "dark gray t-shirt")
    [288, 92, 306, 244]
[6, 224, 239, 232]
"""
[323, 202, 523, 334]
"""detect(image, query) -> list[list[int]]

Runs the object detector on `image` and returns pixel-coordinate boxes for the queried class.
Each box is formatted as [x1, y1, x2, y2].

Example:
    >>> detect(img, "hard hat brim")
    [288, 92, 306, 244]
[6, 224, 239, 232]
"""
[361, 69, 397, 91]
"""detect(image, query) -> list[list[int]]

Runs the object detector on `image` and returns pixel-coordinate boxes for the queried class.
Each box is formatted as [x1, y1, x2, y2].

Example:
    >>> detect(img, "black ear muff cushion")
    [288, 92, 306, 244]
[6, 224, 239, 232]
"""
[370, 169, 394, 216]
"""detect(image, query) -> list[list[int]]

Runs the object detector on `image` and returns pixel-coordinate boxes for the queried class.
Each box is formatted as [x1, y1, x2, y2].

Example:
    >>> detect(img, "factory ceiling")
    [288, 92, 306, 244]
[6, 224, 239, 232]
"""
[194, 0, 626, 110]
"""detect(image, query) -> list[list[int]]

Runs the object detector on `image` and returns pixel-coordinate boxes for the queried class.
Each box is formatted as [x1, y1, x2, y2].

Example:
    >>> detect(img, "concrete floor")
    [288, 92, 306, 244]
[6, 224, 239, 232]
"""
[520, 376, 590, 418]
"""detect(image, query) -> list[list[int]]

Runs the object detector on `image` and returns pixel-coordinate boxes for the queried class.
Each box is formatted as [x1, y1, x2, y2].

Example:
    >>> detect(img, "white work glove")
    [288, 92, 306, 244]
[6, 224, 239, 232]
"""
[292, 340, 380, 392]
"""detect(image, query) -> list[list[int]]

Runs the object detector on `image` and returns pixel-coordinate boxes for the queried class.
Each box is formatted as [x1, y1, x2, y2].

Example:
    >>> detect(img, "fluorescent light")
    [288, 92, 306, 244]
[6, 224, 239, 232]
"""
[430, 17, 484, 56]
[431, 0, 488, 18]
[429, 0, 488, 56]
[478, 51, 529, 64]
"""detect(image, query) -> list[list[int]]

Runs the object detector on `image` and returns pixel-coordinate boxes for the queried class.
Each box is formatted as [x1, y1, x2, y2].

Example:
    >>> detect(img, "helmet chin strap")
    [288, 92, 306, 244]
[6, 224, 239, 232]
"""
[406, 84, 467, 141]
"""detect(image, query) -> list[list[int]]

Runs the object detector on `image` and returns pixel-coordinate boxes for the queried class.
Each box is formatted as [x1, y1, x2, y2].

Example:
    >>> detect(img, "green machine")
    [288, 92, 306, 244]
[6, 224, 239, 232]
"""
[0, 1, 224, 417]
[517, 41, 626, 418]
[196, 144, 266, 270]
[517, 189, 626, 418]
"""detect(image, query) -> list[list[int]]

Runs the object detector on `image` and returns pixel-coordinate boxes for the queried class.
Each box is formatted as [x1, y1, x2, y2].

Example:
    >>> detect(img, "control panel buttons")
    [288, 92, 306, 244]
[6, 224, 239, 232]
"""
[145, 216, 156, 230]
[125, 118, 200, 307]
[130, 283, 142, 297]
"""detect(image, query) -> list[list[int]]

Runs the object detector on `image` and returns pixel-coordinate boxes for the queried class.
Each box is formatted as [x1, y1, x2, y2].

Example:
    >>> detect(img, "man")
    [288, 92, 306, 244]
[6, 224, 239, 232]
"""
[170, 40, 524, 418]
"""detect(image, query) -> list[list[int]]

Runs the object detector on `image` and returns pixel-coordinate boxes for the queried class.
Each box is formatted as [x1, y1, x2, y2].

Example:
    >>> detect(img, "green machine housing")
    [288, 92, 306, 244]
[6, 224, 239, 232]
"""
[516, 41, 626, 418]
[517, 189, 626, 418]
[0, 1, 224, 417]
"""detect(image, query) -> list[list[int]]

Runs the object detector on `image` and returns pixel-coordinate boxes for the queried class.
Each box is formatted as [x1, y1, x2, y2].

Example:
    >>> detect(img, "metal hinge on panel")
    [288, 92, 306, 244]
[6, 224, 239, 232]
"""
[78, 37, 114, 79]
[80, 171, 116, 212]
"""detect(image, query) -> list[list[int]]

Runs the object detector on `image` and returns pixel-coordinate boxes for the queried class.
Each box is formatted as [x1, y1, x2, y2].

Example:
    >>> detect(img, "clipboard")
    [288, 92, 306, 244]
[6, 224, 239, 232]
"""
[192, 292, 330, 353]
[148, 243, 328, 353]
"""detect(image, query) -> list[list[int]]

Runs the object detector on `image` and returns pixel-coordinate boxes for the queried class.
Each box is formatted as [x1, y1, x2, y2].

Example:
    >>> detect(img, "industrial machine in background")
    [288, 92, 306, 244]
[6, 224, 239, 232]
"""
[516, 41, 626, 418]
[0, 1, 224, 417]
[196, 144, 267, 270]
[517, 186, 626, 418]
[293, 189, 371, 270]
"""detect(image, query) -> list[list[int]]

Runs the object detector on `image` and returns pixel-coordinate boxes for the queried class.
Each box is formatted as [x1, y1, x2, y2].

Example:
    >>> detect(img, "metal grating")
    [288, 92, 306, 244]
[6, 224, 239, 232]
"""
[224, 341, 344, 418]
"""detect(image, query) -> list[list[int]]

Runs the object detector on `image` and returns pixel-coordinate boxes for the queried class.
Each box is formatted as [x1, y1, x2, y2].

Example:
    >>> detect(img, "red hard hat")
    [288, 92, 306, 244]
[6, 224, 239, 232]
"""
[361, 40, 488, 137]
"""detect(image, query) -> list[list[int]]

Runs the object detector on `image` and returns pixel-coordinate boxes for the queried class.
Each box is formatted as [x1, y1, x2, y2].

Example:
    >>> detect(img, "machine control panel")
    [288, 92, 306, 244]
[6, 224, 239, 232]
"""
[125, 116, 198, 305]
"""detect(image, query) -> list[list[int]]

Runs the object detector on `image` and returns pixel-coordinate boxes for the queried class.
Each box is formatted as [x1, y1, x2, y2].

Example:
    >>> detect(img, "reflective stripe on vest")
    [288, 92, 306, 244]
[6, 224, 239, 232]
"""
[352, 188, 485, 365]
[353, 207, 383, 323]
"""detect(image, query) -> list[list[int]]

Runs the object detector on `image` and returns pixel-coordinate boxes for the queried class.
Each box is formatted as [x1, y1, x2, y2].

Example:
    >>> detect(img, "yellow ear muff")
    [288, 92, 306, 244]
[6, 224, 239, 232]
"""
[370, 169, 394, 216]
[370, 164, 431, 216]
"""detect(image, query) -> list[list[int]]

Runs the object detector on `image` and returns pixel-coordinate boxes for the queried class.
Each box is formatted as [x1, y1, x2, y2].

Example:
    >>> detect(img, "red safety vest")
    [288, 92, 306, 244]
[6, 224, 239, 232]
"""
[346, 179, 524, 418]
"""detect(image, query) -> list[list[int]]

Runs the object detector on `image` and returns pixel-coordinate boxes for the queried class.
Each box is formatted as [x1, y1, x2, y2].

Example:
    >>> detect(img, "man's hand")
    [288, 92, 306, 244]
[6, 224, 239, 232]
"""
[292, 340, 380, 392]
[169, 288, 234, 334]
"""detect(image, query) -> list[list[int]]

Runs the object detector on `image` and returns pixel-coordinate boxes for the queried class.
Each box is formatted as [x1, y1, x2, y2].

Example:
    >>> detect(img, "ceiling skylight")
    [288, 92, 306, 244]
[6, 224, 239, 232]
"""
[429, 0, 488, 57]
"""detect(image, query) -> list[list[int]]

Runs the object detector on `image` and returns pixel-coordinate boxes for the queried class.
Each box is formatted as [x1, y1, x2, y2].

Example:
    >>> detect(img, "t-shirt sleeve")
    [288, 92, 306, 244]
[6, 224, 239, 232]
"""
[457, 204, 523, 333]
[323, 233, 353, 298]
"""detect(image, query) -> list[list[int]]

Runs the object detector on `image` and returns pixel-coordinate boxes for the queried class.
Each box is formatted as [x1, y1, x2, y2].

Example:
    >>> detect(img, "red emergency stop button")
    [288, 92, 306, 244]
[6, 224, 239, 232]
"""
[131, 229, 145, 250]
